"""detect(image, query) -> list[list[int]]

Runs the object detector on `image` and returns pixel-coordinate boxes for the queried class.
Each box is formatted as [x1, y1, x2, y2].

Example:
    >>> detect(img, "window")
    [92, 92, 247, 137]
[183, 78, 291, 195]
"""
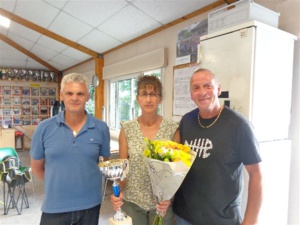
[108, 68, 162, 130]
[85, 84, 95, 115]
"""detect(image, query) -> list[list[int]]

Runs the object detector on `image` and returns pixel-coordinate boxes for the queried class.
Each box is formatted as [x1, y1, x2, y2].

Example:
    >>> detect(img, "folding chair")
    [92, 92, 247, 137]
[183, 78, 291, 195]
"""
[0, 147, 32, 215]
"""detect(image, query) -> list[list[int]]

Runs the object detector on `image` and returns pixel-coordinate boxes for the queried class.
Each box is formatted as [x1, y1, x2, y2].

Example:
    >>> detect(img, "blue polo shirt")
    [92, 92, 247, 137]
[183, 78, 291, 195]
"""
[30, 111, 110, 213]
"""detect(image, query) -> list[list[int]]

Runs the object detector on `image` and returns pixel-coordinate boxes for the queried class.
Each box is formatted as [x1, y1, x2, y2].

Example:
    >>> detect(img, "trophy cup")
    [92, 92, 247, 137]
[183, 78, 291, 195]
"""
[99, 158, 132, 225]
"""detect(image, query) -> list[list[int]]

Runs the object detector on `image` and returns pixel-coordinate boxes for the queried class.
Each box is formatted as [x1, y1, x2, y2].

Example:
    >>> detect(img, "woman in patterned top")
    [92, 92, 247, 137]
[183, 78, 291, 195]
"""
[110, 75, 180, 225]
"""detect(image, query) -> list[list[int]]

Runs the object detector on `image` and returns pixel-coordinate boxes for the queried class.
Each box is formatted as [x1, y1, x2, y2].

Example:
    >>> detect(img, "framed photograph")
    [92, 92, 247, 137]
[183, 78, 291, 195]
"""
[2, 86, 11, 95]
[40, 87, 49, 96]
[40, 97, 49, 106]
[22, 97, 30, 105]
[3, 97, 12, 106]
[31, 97, 39, 105]
[49, 87, 56, 96]
[40, 106, 48, 115]
[32, 116, 40, 125]
[13, 97, 22, 105]
[176, 19, 208, 64]
[12, 107, 21, 116]
[22, 116, 31, 125]
[3, 107, 11, 116]
[49, 97, 56, 105]
[31, 106, 39, 115]
[22, 106, 31, 115]
[13, 116, 22, 126]
[22, 87, 30, 96]
[31, 87, 39, 96]
[12, 86, 22, 95]
[3, 116, 12, 126]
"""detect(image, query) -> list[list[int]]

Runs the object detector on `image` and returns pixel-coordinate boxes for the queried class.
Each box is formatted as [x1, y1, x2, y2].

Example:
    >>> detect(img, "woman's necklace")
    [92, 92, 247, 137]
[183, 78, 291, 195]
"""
[198, 105, 224, 129]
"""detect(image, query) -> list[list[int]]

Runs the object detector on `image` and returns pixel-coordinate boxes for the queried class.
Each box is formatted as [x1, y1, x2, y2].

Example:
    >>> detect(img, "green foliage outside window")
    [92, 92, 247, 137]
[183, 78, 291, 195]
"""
[86, 84, 95, 116]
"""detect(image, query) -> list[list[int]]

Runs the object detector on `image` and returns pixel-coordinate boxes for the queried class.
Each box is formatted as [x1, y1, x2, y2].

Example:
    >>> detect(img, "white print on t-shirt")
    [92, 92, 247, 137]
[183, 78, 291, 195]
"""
[184, 138, 213, 158]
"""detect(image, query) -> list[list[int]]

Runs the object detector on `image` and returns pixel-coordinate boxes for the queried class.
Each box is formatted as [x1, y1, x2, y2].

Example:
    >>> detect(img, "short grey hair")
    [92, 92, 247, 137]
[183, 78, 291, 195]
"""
[61, 73, 89, 91]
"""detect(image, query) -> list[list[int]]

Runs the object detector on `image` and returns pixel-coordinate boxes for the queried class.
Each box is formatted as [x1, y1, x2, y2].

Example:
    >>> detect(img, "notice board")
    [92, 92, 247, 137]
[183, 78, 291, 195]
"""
[173, 64, 199, 116]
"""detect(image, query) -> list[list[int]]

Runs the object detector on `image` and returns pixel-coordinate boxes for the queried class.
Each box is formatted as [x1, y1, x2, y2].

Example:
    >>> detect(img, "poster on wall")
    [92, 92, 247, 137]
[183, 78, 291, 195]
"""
[173, 64, 199, 116]
[0, 81, 58, 126]
[176, 19, 208, 65]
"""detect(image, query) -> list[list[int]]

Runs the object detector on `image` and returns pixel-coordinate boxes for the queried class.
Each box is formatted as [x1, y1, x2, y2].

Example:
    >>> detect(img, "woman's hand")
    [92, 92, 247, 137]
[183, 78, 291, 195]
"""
[110, 191, 124, 211]
[156, 200, 171, 217]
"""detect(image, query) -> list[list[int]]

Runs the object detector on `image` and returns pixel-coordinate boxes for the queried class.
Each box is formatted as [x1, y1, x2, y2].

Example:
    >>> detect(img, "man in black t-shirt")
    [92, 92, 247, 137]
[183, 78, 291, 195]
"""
[173, 68, 262, 225]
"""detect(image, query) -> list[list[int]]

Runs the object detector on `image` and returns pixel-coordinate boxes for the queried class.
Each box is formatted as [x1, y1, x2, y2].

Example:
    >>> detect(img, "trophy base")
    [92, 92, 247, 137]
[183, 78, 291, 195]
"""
[109, 216, 132, 225]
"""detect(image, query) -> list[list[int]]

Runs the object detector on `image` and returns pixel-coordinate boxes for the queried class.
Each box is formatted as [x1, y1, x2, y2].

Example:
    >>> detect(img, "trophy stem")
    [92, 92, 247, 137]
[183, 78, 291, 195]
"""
[99, 159, 132, 224]
[112, 180, 120, 197]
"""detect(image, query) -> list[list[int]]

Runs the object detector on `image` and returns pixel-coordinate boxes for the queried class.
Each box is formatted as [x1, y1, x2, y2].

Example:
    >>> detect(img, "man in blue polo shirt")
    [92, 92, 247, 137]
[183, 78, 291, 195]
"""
[30, 73, 110, 225]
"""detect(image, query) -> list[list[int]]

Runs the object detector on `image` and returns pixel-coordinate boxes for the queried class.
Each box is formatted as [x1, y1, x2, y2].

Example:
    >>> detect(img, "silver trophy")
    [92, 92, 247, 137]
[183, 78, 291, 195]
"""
[99, 158, 132, 225]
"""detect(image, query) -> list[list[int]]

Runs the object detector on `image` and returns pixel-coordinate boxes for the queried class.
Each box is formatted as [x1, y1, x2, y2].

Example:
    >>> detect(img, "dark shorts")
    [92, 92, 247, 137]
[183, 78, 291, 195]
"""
[40, 204, 101, 225]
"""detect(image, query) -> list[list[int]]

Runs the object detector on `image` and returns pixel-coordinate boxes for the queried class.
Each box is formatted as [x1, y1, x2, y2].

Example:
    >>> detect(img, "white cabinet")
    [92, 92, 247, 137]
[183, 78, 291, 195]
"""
[0, 129, 15, 149]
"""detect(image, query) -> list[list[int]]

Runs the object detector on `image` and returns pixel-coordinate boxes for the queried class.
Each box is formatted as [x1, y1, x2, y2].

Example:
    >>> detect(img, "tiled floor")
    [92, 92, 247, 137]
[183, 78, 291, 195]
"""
[0, 151, 115, 225]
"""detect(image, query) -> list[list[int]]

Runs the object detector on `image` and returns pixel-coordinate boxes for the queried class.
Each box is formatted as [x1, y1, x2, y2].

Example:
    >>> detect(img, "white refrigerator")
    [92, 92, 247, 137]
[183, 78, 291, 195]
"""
[197, 20, 296, 224]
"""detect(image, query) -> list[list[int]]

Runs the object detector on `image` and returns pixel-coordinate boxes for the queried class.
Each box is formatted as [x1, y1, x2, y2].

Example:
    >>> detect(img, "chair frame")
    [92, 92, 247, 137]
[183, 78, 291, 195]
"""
[0, 147, 31, 215]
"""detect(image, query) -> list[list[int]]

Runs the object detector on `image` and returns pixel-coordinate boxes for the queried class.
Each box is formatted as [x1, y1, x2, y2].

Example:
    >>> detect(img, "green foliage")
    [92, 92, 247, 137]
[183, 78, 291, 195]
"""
[86, 84, 95, 116]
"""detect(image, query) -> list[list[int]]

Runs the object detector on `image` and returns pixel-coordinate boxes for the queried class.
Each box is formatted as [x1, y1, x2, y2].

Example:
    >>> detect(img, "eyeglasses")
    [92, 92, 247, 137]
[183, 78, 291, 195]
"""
[138, 92, 160, 99]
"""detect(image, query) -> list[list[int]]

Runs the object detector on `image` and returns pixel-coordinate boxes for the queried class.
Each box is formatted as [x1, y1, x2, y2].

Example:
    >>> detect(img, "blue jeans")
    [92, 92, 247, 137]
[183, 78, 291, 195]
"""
[176, 215, 193, 225]
[40, 204, 101, 225]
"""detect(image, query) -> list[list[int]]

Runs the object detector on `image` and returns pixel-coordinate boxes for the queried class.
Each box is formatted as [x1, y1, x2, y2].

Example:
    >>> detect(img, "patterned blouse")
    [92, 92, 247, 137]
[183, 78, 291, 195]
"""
[122, 117, 178, 210]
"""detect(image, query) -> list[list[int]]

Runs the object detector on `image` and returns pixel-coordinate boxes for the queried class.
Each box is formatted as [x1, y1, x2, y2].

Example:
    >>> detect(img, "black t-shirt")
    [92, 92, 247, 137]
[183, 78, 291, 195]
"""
[173, 106, 261, 225]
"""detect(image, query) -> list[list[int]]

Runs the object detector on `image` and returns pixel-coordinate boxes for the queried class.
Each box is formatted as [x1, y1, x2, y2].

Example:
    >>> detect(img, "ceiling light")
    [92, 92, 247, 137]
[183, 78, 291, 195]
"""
[0, 15, 10, 28]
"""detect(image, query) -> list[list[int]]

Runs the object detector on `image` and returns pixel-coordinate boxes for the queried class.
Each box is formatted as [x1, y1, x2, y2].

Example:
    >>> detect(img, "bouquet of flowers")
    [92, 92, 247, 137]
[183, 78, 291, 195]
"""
[143, 139, 195, 225]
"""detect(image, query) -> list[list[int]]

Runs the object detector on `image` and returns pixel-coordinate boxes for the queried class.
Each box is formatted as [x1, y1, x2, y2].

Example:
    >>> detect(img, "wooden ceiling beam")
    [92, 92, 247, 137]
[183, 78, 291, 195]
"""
[0, 8, 100, 58]
[0, 33, 60, 74]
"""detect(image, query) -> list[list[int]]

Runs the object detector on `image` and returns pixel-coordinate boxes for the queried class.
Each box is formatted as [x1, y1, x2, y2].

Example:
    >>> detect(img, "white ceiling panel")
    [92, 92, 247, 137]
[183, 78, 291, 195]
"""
[47, 58, 70, 71]
[14, 0, 60, 28]
[0, 59, 27, 68]
[0, 40, 13, 49]
[50, 53, 81, 68]
[30, 44, 59, 59]
[61, 47, 91, 62]
[7, 32, 35, 50]
[37, 35, 69, 53]
[63, 0, 128, 27]
[8, 21, 41, 43]
[48, 11, 94, 41]
[44, 0, 68, 9]
[26, 59, 48, 70]
[0, 0, 222, 72]
[98, 4, 161, 42]
[78, 29, 122, 53]
[0, 48, 27, 60]
[0, 0, 16, 12]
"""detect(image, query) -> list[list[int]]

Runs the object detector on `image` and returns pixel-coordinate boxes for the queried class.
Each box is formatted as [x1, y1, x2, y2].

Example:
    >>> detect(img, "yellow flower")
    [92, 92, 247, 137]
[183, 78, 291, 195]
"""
[143, 138, 192, 167]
